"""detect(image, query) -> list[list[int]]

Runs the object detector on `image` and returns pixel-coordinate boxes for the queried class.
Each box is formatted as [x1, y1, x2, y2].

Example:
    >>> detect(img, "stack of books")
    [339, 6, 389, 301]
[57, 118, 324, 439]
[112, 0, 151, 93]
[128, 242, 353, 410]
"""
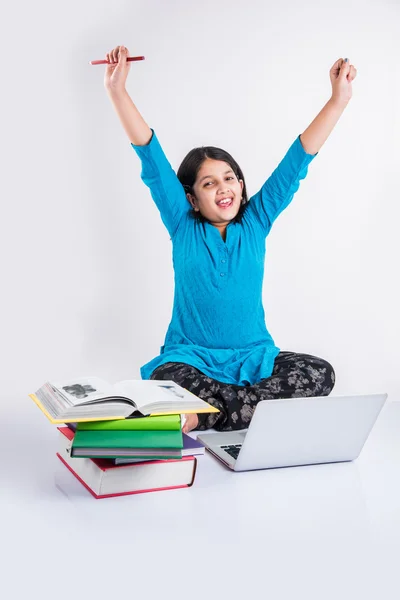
[30, 376, 218, 499]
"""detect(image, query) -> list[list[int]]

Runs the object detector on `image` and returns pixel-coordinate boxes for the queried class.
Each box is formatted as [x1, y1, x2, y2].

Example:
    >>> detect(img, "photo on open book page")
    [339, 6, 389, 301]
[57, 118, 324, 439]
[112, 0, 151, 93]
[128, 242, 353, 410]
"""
[62, 383, 97, 400]
[52, 377, 115, 404]
[156, 384, 185, 399]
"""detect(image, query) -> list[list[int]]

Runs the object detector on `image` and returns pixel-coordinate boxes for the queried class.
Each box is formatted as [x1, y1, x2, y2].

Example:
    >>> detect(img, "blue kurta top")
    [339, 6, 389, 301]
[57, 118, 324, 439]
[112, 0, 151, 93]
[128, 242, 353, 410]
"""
[131, 130, 317, 385]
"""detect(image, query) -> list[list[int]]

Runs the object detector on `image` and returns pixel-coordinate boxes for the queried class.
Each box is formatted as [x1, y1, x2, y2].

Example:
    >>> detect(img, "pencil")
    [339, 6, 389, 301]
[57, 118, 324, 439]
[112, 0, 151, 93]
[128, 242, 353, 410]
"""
[89, 56, 145, 65]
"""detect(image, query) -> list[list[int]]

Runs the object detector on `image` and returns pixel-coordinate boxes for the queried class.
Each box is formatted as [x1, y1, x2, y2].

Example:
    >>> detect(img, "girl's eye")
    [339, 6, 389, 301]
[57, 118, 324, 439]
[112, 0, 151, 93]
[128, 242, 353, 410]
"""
[204, 176, 234, 188]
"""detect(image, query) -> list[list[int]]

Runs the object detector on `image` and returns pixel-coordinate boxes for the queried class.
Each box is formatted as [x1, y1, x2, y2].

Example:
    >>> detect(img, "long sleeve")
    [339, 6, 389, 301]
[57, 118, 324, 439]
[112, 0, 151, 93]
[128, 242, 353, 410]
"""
[246, 135, 318, 235]
[131, 129, 189, 239]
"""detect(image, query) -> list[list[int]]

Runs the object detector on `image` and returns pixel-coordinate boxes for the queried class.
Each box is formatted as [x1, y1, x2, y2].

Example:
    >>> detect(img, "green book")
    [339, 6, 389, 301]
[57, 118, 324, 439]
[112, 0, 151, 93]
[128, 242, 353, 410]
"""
[76, 414, 181, 432]
[71, 428, 183, 459]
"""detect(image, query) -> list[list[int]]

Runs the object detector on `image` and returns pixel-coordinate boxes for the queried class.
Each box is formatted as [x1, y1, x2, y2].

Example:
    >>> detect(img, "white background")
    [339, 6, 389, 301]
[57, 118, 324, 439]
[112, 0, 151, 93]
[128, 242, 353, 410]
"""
[1, 0, 399, 404]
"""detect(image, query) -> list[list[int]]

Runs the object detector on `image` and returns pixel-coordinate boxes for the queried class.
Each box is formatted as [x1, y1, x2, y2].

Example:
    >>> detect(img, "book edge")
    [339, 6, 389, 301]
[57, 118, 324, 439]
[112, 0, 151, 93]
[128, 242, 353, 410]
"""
[29, 394, 127, 423]
[58, 427, 197, 468]
[56, 453, 195, 499]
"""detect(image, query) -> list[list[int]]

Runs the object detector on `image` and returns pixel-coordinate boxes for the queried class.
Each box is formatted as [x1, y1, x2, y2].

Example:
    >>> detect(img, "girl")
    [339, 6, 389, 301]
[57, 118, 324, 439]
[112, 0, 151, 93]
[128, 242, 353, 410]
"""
[104, 46, 357, 434]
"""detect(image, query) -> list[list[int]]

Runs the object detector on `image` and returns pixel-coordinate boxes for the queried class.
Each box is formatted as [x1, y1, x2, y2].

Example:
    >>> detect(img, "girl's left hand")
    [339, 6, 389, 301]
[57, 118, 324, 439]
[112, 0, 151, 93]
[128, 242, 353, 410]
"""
[182, 413, 199, 434]
[330, 58, 357, 106]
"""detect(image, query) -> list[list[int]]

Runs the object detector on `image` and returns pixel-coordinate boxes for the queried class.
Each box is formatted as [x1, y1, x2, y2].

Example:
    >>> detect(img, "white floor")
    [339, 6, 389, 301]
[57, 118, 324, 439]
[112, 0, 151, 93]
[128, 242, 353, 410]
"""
[2, 397, 400, 600]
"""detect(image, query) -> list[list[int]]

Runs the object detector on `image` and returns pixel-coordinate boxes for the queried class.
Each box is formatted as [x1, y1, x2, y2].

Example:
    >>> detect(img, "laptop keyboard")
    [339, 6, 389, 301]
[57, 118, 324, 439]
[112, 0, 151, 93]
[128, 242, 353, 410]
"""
[221, 444, 242, 460]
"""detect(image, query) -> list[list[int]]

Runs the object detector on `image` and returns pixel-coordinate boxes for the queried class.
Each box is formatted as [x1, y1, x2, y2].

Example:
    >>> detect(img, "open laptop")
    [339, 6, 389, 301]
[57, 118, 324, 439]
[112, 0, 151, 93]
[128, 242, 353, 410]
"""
[197, 393, 388, 472]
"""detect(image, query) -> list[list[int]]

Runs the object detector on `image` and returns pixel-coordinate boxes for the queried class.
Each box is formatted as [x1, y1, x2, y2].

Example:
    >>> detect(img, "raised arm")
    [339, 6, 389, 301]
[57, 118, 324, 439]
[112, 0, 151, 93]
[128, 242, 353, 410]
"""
[246, 57, 357, 235]
[104, 45, 188, 238]
[104, 45, 152, 145]
[246, 135, 317, 235]
[299, 57, 357, 154]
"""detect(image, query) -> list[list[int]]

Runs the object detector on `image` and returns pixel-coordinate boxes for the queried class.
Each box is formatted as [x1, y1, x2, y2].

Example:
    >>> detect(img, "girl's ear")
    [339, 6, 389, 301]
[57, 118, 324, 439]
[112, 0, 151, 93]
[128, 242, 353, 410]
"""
[186, 193, 199, 211]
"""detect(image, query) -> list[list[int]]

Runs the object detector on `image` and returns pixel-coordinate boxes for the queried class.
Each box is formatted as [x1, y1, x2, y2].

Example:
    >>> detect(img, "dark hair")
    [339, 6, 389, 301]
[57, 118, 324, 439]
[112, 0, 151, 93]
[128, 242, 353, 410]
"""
[176, 145, 249, 224]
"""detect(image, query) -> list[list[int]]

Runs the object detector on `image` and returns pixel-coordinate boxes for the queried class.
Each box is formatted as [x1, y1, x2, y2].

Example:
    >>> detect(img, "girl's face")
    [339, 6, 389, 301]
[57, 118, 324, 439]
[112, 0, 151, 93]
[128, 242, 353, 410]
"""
[187, 158, 244, 226]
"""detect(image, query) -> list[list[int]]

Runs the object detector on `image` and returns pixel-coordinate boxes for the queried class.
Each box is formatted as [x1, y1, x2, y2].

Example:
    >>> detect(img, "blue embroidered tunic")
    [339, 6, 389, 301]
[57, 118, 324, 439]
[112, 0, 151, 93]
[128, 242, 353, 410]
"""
[131, 130, 317, 385]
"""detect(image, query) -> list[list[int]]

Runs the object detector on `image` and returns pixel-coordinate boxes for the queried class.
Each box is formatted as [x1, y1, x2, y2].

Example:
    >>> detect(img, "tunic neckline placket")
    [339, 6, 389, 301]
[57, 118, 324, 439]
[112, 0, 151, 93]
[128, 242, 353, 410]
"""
[205, 220, 236, 249]
[204, 222, 237, 287]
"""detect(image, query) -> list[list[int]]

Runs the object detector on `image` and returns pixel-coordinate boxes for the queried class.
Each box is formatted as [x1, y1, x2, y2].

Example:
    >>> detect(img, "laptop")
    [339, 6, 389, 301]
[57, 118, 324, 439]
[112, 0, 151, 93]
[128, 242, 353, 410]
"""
[197, 393, 388, 472]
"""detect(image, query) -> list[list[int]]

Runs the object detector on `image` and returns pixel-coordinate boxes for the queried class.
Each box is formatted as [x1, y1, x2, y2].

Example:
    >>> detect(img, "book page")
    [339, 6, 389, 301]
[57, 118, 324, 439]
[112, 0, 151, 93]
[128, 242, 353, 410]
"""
[51, 377, 117, 406]
[113, 380, 197, 409]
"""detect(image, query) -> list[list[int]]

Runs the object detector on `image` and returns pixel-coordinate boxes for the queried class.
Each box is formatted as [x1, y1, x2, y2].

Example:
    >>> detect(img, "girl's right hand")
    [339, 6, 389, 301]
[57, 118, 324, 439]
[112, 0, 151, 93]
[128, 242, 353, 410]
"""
[104, 45, 131, 93]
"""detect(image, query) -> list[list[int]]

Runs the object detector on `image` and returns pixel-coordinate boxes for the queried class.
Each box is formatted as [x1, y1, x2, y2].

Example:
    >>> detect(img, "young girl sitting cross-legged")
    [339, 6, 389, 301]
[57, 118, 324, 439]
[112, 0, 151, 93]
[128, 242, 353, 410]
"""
[104, 45, 357, 434]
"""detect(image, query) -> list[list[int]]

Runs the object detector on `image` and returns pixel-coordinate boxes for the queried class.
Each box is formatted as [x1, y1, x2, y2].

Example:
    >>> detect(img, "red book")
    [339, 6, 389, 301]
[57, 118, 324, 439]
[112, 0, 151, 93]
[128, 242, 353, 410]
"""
[56, 427, 197, 499]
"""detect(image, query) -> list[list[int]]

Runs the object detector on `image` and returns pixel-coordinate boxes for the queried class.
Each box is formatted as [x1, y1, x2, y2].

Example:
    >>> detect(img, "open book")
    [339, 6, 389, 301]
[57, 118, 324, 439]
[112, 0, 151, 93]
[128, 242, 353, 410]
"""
[30, 376, 219, 424]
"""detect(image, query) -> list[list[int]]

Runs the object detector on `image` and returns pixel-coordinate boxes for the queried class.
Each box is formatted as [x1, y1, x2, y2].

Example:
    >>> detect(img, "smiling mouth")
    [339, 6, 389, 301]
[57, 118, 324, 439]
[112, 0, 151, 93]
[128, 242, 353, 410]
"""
[216, 199, 233, 208]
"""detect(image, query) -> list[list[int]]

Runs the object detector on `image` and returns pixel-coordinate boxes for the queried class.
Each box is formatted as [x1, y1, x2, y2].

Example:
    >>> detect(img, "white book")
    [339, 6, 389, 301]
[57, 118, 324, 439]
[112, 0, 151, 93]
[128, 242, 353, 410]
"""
[30, 376, 219, 423]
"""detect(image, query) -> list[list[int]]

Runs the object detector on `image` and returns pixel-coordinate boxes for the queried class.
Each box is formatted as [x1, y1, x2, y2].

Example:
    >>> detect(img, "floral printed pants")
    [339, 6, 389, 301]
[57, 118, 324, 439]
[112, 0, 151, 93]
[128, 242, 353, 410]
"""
[150, 351, 336, 431]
